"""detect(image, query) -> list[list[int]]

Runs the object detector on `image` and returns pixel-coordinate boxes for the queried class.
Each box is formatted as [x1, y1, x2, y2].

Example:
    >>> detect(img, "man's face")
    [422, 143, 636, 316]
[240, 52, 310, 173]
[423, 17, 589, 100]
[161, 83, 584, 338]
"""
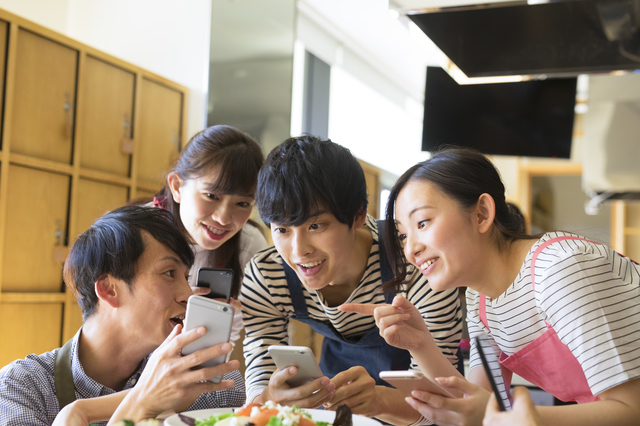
[118, 232, 193, 352]
[270, 210, 367, 291]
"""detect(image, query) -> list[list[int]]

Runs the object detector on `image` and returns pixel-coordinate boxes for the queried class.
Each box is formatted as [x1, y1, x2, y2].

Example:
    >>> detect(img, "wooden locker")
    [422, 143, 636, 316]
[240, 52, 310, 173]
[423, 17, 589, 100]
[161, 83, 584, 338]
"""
[0, 20, 7, 140]
[78, 56, 135, 176]
[10, 29, 77, 164]
[73, 178, 129, 238]
[0, 302, 63, 367]
[2, 165, 69, 292]
[137, 78, 183, 185]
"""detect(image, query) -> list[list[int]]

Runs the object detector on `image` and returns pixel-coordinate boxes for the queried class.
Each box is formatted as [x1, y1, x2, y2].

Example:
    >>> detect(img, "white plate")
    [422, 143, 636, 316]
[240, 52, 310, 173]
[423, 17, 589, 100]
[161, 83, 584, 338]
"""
[164, 407, 381, 426]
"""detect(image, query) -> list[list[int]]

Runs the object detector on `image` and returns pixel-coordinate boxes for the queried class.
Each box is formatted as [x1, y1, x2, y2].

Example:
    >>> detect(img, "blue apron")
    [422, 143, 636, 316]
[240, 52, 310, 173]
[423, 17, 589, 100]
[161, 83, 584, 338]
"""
[282, 220, 411, 386]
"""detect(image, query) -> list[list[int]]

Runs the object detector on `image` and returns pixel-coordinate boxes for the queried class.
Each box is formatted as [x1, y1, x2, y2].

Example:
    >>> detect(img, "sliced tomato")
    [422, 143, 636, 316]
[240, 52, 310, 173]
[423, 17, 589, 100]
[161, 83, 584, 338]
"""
[249, 408, 281, 426]
[298, 416, 316, 426]
[235, 403, 261, 418]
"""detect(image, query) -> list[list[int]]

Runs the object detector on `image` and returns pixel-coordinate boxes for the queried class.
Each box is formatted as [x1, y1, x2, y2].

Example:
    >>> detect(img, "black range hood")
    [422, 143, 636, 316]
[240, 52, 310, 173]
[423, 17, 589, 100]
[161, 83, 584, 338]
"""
[409, 0, 640, 78]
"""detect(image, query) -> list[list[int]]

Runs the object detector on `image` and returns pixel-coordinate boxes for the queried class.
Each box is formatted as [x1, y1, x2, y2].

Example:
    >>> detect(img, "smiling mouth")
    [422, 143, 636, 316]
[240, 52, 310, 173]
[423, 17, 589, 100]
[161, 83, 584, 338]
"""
[420, 258, 437, 271]
[299, 260, 325, 270]
[204, 224, 227, 235]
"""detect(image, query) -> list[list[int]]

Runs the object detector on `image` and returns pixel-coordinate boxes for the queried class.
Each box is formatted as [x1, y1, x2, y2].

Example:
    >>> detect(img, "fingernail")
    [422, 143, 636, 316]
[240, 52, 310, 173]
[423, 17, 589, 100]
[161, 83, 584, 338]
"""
[435, 377, 444, 383]
[321, 378, 330, 386]
[222, 343, 232, 352]
[289, 367, 296, 374]
[197, 327, 206, 335]
[327, 384, 336, 392]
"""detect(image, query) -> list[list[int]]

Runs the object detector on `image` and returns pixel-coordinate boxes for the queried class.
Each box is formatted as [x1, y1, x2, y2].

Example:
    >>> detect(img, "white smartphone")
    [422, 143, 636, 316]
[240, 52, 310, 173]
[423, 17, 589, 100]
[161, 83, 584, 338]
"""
[268, 345, 323, 388]
[379, 370, 456, 398]
[182, 295, 234, 383]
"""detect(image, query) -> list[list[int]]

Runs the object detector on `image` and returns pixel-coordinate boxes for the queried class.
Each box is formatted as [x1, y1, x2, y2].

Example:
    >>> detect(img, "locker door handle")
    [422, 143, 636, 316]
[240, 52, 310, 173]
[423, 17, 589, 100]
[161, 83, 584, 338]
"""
[63, 93, 74, 140]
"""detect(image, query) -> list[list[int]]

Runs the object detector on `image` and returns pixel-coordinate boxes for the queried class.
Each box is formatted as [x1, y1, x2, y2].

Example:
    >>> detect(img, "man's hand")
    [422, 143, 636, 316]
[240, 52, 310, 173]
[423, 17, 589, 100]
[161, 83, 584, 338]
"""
[108, 324, 238, 424]
[323, 366, 381, 418]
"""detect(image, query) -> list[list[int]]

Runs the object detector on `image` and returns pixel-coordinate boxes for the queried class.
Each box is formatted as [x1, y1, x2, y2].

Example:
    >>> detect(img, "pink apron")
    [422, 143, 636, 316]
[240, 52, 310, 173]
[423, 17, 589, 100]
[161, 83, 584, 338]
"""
[478, 236, 600, 403]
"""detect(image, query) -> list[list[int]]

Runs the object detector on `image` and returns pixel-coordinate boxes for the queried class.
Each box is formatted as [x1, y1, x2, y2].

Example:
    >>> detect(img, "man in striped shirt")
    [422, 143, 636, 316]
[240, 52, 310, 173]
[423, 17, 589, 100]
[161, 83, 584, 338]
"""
[241, 136, 462, 425]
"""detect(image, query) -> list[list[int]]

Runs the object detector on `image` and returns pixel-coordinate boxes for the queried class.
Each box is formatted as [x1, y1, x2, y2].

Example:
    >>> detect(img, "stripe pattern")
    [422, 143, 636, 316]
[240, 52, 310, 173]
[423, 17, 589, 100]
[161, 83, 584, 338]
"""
[467, 231, 640, 396]
[241, 215, 463, 403]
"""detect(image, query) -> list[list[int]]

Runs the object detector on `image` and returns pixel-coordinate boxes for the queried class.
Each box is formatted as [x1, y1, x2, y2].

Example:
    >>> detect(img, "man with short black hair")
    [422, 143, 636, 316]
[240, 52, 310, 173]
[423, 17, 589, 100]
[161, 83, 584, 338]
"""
[0, 206, 245, 425]
[241, 136, 463, 425]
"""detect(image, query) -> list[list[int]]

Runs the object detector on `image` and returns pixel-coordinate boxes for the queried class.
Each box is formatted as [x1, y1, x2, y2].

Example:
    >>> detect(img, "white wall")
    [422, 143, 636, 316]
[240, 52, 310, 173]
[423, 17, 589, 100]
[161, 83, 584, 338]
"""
[0, 0, 212, 140]
[297, 0, 444, 178]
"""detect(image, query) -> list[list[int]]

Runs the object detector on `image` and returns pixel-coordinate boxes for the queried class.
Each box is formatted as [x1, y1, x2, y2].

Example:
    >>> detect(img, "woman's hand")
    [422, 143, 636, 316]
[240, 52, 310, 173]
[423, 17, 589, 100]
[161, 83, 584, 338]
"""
[257, 367, 335, 409]
[108, 324, 238, 424]
[404, 376, 490, 426]
[483, 386, 541, 426]
[339, 295, 430, 351]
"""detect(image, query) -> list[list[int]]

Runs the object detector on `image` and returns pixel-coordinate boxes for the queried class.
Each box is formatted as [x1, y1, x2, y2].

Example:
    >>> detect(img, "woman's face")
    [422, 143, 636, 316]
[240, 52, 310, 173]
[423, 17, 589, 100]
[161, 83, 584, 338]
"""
[394, 179, 481, 292]
[169, 169, 255, 250]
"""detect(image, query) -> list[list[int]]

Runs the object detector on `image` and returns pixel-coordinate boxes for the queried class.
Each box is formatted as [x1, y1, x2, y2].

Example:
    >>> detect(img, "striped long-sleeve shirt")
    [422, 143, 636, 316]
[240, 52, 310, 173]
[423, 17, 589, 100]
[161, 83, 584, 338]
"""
[241, 215, 463, 403]
[467, 231, 640, 397]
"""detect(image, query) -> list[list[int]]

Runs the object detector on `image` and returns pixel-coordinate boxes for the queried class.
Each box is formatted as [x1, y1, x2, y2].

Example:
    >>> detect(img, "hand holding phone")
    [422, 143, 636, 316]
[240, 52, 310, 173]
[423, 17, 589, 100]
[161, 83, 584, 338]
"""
[196, 267, 234, 302]
[379, 370, 455, 398]
[182, 295, 234, 383]
[268, 345, 323, 388]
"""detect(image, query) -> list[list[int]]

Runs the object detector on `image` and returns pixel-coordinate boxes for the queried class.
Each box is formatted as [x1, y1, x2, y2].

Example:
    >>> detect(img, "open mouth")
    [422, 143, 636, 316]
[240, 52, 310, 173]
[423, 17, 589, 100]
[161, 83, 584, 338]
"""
[299, 259, 325, 270]
[170, 314, 185, 327]
[420, 258, 438, 271]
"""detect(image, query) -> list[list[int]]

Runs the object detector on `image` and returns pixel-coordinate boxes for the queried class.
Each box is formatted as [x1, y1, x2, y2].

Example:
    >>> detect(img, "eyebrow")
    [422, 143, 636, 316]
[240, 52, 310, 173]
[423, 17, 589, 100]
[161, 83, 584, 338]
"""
[200, 182, 254, 197]
[156, 255, 183, 266]
[408, 205, 435, 218]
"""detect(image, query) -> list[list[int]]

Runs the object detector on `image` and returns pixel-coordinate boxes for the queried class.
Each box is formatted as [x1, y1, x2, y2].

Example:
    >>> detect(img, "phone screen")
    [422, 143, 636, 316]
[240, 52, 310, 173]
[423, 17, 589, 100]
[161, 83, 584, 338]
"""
[473, 334, 511, 411]
[197, 268, 233, 302]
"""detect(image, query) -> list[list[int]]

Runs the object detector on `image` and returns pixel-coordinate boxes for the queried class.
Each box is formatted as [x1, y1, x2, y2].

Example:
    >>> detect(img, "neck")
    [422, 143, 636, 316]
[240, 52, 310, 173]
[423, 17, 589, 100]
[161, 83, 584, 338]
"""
[320, 225, 373, 307]
[78, 316, 151, 391]
[467, 238, 536, 299]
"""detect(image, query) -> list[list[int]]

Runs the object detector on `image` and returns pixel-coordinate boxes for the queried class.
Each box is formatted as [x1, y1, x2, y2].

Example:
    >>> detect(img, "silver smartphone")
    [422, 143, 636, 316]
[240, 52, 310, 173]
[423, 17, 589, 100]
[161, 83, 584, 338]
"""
[197, 267, 234, 302]
[182, 295, 234, 383]
[268, 345, 323, 387]
[379, 370, 455, 398]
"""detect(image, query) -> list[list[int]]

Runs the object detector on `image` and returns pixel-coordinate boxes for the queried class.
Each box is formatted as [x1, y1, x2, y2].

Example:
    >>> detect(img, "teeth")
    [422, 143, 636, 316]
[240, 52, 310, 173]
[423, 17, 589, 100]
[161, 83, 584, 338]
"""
[420, 259, 435, 270]
[300, 260, 323, 268]
[206, 225, 225, 235]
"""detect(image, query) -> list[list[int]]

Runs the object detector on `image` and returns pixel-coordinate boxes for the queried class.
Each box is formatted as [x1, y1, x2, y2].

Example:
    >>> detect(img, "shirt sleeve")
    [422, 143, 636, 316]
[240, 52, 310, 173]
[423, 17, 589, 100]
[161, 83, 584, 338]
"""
[188, 369, 246, 410]
[240, 254, 291, 403]
[405, 270, 463, 368]
[0, 361, 57, 426]
[534, 242, 640, 395]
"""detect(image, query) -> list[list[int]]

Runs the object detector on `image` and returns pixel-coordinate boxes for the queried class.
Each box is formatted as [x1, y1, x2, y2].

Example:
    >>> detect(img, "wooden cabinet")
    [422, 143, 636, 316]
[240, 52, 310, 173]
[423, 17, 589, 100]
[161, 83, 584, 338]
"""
[610, 201, 640, 261]
[78, 56, 135, 176]
[0, 9, 188, 367]
[11, 29, 77, 164]
[137, 78, 183, 186]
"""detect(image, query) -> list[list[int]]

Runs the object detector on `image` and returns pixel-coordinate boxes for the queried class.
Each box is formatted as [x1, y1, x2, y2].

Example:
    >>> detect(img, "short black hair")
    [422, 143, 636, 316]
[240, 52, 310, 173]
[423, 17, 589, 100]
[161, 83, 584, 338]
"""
[256, 135, 368, 227]
[63, 205, 195, 321]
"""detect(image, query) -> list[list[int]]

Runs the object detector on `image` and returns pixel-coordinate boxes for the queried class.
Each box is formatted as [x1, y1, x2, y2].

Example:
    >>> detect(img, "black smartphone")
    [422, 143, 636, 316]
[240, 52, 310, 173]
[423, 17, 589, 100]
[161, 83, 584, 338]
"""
[196, 267, 233, 302]
[473, 335, 510, 411]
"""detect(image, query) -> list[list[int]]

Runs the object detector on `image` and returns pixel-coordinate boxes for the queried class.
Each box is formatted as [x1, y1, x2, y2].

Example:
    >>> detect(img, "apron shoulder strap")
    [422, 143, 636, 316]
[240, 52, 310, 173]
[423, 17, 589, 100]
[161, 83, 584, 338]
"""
[54, 338, 76, 409]
[376, 219, 397, 304]
[530, 236, 593, 289]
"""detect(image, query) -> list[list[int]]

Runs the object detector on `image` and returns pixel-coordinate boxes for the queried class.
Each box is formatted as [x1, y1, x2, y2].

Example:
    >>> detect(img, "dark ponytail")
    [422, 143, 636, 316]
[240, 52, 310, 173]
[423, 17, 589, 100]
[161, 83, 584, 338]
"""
[383, 147, 533, 292]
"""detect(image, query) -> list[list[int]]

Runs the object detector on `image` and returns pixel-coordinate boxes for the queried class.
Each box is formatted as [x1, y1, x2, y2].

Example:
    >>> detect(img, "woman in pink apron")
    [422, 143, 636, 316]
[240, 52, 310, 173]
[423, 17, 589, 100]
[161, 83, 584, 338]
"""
[341, 147, 640, 426]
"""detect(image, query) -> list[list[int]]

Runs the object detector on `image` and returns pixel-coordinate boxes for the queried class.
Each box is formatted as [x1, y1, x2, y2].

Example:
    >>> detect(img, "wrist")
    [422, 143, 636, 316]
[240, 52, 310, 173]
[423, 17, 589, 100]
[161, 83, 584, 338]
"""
[117, 391, 155, 423]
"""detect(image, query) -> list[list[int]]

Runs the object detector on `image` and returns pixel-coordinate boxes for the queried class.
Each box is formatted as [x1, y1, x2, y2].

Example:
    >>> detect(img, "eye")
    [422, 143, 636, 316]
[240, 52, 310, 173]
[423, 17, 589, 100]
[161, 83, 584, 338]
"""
[205, 193, 219, 200]
[185, 273, 191, 281]
[417, 219, 429, 229]
[398, 233, 407, 241]
[164, 269, 175, 278]
[309, 223, 321, 230]
[237, 201, 252, 208]
[273, 227, 288, 234]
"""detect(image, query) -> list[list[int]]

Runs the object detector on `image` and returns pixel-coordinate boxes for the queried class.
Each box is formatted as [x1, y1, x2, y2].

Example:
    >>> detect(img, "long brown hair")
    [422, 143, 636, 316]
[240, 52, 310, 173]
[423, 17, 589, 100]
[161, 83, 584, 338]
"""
[156, 125, 264, 298]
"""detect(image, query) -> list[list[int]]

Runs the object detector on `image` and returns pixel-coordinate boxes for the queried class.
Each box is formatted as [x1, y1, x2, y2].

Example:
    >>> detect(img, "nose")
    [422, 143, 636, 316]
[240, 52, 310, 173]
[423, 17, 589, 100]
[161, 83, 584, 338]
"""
[291, 230, 312, 258]
[177, 275, 192, 305]
[403, 232, 423, 264]
[212, 199, 233, 226]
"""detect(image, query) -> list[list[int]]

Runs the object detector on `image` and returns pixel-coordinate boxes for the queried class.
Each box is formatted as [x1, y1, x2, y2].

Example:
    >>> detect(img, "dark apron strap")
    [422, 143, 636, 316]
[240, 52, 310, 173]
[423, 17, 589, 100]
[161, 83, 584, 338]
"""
[376, 219, 394, 285]
[55, 338, 76, 409]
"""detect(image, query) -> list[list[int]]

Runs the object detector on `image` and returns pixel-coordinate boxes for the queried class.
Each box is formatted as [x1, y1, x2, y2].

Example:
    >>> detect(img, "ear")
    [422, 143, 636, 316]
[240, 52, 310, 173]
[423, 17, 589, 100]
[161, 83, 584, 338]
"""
[167, 172, 183, 204]
[475, 193, 496, 234]
[95, 274, 121, 309]
[353, 208, 368, 230]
